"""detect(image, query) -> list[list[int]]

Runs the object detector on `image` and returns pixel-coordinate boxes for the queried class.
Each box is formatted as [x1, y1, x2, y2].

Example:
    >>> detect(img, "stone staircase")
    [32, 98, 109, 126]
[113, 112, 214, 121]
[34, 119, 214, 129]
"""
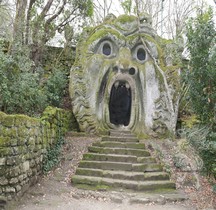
[71, 130, 176, 192]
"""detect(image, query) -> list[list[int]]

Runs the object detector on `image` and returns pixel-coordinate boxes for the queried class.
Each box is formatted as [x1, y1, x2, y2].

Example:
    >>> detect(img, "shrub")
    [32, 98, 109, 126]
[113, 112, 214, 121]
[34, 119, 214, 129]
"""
[186, 8, 216, 125]
[44, 69, 68, 107]
[183, 8, 216, 178]
[181, 126, 216, 178]
[0, 43, 47, 115]
[42, 135, 64, 173]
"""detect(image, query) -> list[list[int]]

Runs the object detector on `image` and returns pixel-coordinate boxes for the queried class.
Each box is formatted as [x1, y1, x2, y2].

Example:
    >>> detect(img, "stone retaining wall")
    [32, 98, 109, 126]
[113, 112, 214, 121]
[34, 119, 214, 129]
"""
[0, 106, 78, 201]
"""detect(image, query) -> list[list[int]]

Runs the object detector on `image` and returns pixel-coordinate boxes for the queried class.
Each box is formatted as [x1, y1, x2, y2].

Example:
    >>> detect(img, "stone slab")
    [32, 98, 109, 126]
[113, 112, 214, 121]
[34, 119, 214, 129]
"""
[72, 175, 176, 192]
[102, 137, 139, 143]
[88, 146, 150, 157]
[93, 141, 146, 149]
[76, 168, 170, 181]
[78, 161, 163, 172]
[83, 153, 137, 163]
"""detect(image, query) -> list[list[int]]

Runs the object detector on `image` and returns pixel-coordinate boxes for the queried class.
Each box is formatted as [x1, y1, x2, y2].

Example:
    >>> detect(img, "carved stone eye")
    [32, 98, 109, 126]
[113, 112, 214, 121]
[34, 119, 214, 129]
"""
[102, 43, 112, 56]
[137, 47, 146, 61]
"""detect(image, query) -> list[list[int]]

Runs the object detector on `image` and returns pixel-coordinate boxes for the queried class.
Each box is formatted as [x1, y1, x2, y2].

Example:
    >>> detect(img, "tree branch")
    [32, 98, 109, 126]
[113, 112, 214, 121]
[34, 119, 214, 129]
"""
[55, 6, 79, 31]
[45, 0, 66, 25]
[40, 0, 54, 19]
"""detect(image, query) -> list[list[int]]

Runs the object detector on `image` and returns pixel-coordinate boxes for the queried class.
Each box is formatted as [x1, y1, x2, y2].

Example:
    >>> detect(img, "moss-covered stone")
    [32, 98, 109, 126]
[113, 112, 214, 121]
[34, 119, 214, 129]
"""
[69, 14, 181, 136]
[0, 147, 13, 156]
[5, 128, 17, 138]
[0, 106, 78, 200]
[0, 137, 11, 147]
[181, 114, 200, 128]
[2, 116, 14, 127]
[115, 14, 137, 24]
[0, 112, 6, 121]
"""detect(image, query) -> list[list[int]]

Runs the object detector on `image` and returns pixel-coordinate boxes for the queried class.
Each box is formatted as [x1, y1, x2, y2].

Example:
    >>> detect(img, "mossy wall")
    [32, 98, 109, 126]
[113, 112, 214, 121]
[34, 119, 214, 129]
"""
[0, 106, 78, 201]
[42, 45, 76, 73]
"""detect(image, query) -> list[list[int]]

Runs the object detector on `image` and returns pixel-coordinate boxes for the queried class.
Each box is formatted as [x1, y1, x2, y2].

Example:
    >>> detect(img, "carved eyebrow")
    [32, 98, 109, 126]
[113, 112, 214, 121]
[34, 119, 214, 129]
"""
[87, 30, 126, 52]
[127, 36, 159, 59]
[126, 36, 143, 49]
[87, 36, 114, 53]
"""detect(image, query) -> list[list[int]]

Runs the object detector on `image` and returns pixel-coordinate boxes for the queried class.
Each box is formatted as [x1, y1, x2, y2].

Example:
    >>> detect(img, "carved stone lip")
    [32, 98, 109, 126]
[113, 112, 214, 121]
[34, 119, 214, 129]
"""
[108, 74, 135, 95]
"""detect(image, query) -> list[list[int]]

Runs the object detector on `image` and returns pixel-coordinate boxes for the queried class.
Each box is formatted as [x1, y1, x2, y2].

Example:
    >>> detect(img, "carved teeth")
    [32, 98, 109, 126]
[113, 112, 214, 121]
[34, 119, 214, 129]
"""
[114, 81, 119, 89]
[125, 83, 130, 89]
[114, 81, 130, 89]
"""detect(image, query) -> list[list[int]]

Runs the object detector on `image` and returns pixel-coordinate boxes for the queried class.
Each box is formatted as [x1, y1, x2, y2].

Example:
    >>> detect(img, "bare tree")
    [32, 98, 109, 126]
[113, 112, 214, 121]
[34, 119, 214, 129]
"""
[11, 0, 93, 66]
[93, 0, 113, 24]
[162, 0, 204, 38]
[119, 0, 206, 38]
[0, 0, 15, 40]
[12, 0, 27, 45]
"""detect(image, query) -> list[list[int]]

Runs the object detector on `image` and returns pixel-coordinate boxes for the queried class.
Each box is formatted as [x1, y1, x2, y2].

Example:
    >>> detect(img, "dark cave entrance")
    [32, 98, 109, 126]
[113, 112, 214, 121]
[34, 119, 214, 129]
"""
[109, 81, 131, 126]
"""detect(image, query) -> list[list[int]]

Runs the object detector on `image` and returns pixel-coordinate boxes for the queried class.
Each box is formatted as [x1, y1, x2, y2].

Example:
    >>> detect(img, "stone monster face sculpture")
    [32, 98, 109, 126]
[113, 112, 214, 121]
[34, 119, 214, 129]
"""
[69, 14, 180, 136]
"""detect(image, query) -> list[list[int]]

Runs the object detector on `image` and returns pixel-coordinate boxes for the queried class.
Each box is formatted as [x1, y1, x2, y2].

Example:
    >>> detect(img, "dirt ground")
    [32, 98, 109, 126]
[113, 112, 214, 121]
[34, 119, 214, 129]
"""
[10, 134, 215, 210]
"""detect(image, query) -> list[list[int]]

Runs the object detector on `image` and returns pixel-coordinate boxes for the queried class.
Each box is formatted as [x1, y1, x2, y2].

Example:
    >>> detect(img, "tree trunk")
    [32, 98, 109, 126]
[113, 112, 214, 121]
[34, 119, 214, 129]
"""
[12, 0, 27, 46]
[25, 0, 36, 45]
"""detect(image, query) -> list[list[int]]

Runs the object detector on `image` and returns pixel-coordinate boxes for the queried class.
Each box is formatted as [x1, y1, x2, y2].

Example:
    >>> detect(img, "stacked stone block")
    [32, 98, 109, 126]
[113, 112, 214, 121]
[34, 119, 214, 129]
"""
[0, 106, 77, 201]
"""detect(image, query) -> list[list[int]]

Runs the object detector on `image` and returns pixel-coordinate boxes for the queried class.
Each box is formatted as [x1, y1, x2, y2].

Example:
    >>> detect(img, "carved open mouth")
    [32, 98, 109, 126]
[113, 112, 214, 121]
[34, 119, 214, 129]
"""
[109, 80, 131, 126]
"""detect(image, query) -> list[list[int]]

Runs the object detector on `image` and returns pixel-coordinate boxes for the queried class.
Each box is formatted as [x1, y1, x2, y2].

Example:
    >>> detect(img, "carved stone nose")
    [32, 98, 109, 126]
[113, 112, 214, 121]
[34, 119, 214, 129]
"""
[129, 67, 136, 75]
[113, 65, 137, 75]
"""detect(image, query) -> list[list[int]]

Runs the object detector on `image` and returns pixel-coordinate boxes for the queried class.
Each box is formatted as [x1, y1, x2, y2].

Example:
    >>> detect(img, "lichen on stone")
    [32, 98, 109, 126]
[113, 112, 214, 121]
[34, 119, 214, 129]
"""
[69, 14, 181, 137]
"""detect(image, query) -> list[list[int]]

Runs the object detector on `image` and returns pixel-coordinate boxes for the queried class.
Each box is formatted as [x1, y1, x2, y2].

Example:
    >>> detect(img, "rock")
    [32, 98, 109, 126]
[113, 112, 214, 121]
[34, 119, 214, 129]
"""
[173, 152, 201, 189]
[72, 194, 80, 200]
[0, 158, 5, 166]
[129, 197, 150, 204]
[156, 197, 166, 205]
[110, 196, 122, 204]
[173, 153, 191, 171]
[0, 196, 7, 210]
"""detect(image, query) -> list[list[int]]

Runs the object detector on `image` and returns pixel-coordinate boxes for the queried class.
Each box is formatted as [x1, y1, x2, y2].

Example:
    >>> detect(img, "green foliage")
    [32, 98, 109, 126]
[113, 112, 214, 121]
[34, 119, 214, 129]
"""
[4, 72, 47, 115]
[44, 69, 68, 107]
[0, 40, 71, 116]
[185, 8, 216, 125]
[183, 8, 216, 178]
[182, 126, 216, 178]
[213, 184, 216, 193]
[42, 135, 64, 173]
[120, 0, 132, 14]
[76, 0, 94, 17]
[42, 113, 65, 173]
[0, 43, 47, 115]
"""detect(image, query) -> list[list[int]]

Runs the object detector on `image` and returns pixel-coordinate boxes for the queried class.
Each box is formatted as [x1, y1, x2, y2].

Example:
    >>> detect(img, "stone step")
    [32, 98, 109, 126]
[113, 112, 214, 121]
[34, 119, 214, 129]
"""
[83, 153, 137, 163]
[72, 175, 176, 192]
[92, 141, 146, 149]
[102, 136, 139, 143]
[137, 157, 156, 163]
[78, 161, 163, 172]
[83, 153, 156, 163]
[71, 130, 177, 194]
[109, 130, 136, 138]
[76, 168, 170, 181]
[88, 146, 150, 157]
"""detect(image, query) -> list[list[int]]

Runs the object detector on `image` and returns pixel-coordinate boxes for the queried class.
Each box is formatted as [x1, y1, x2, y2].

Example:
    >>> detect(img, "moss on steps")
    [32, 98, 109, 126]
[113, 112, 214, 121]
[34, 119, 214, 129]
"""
[72, 175, 176, 192]
[72, 130, 176, 193]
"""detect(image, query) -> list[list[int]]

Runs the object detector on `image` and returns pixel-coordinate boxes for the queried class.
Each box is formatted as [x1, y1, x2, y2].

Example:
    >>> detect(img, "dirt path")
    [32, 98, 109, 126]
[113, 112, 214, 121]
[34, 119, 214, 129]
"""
[10, 134, 210, 210]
